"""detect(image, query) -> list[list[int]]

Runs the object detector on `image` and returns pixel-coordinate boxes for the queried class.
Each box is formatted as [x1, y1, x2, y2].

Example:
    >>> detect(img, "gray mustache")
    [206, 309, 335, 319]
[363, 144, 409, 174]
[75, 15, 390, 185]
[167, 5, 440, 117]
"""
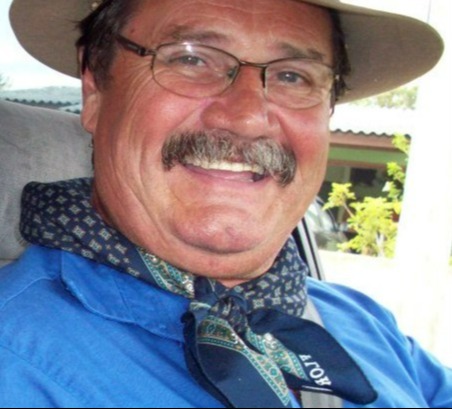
[162, 130, 297, 187]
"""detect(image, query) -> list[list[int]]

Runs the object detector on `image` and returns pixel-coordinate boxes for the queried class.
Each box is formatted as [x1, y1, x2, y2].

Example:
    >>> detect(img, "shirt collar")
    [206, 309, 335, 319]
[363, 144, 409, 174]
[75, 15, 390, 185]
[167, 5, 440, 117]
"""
[61, 250, 189, 343]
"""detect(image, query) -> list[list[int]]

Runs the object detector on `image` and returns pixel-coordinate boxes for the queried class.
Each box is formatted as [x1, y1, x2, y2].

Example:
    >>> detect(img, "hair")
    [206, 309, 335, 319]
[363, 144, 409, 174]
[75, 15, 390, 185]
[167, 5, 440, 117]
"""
[77, 1, 350, 101]
[76, 0, 139, 88]
[330, 10, 351, 102]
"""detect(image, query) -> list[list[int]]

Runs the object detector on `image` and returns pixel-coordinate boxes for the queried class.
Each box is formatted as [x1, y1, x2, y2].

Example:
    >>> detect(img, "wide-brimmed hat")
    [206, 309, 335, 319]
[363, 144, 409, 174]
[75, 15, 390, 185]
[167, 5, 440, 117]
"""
[9, 0, 443, 103]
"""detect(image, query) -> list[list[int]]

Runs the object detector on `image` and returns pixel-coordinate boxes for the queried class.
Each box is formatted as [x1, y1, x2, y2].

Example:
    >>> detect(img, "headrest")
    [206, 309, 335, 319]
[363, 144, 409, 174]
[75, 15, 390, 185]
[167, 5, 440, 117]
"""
[0, 100, 92, 267]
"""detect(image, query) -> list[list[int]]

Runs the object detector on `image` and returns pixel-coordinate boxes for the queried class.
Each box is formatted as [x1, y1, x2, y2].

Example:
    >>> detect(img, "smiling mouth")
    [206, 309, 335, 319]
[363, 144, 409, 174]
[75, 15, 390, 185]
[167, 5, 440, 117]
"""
[183, 157, 267, 183]
[162, 131, 297, 187]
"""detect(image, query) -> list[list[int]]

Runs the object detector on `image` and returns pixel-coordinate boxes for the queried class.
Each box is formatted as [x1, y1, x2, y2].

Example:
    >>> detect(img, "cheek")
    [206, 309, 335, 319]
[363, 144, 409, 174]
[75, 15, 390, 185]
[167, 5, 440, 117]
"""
[284, 110, 331, 177]
[278, 110, 331, 221]
[95, 82, 197, 158]
[296, 129, 330, 173]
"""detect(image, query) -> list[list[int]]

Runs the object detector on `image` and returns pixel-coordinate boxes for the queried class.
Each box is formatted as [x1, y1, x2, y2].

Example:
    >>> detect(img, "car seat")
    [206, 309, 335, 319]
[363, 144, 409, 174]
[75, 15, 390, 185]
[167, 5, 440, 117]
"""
[0, 100, 92, 267]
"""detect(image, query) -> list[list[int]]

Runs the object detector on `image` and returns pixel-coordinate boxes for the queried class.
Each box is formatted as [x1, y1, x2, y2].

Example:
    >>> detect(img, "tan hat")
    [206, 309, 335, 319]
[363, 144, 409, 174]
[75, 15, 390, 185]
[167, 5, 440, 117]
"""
[9, 0, 444, 103]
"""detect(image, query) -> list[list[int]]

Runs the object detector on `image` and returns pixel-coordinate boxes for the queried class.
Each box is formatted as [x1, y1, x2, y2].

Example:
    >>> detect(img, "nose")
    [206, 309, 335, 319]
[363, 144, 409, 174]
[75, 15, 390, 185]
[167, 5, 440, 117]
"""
[200, 66, 279, 138]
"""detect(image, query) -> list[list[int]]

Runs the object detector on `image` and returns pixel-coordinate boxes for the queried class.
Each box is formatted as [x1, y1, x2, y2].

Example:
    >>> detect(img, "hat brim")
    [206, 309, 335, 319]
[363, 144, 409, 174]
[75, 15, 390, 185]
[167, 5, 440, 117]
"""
[9, 0, 443, 103]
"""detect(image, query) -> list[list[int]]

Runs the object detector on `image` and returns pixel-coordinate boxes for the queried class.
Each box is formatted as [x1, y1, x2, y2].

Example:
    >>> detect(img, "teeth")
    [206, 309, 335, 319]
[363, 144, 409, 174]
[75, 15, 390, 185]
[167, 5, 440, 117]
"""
[186, 158, 264, 175]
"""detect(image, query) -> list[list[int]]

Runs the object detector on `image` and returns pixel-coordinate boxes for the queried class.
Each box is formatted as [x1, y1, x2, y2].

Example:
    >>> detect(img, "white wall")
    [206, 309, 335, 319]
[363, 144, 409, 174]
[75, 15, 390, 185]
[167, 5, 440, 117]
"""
[320, 250, 452, 367]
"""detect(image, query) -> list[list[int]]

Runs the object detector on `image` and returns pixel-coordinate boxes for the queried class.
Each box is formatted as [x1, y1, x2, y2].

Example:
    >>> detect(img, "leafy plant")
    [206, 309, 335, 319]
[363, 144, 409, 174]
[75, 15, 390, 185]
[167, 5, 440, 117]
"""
[383, 134, 410, 202]
[324, 134, 410, 258]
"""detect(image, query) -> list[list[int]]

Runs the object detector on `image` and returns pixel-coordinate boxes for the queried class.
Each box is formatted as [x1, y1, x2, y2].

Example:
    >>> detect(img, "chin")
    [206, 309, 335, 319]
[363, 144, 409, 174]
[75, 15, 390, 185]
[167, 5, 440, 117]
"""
[175, 218, 264, 255]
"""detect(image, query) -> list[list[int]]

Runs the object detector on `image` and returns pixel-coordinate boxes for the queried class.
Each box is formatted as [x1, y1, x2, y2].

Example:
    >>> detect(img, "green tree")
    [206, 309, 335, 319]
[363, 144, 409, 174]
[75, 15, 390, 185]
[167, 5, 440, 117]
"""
[351, 86, 418, 110]
[325, 186, 400, 257]
[383, 133, 410, 201]
[324, 134, 410, 258]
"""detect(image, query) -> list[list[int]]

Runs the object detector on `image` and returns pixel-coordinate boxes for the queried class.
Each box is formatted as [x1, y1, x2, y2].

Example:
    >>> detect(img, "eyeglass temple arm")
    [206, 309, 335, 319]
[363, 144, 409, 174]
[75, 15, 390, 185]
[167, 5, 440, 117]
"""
[117, 35, 155, 57]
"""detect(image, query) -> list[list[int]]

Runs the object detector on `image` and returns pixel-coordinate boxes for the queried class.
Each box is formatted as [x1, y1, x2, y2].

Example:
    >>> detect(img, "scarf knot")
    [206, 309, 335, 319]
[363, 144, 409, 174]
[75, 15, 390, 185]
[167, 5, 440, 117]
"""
[192, 277, 251, 334]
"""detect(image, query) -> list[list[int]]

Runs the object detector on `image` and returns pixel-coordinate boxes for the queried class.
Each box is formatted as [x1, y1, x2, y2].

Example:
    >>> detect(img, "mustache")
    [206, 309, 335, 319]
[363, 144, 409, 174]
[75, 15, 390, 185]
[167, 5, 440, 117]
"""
[161, 130, 297, 187]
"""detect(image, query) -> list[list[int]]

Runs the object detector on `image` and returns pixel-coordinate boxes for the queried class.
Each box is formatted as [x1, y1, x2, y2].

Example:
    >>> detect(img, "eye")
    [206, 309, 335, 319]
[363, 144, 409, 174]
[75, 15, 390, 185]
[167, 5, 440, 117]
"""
[168, 54, 207, 67]
[226, 66, 239, 80]
[275, 70, 311, 87]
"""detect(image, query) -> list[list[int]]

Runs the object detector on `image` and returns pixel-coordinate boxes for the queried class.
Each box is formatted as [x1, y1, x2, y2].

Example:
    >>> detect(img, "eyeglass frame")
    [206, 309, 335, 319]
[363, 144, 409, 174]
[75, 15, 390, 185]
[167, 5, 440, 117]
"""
[116, 34, 340, 109]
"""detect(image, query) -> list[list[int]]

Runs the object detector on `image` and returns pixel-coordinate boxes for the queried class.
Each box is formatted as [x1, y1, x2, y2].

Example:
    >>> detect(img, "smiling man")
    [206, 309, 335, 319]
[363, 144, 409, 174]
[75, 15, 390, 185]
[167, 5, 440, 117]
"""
[0, 0, 451, 408]
[82, 0, 334, 286]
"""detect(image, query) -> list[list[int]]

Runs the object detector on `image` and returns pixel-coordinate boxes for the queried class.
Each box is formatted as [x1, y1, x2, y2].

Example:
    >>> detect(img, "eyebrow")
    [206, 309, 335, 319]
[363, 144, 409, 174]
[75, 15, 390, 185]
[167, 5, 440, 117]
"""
[159, 25, 228, 44]
[279, 43, 327, 62]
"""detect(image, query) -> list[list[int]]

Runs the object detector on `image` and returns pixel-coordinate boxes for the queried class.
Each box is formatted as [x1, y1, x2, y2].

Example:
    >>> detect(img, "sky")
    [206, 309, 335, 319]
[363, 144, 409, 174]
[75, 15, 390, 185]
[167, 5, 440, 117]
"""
[0, 0, 432, 90]
[0, 0, 80, 89]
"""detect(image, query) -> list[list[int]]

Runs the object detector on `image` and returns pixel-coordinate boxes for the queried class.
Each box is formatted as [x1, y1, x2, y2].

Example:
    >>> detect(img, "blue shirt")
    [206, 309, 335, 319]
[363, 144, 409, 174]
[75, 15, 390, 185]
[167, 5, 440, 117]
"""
[0, 246, 451, 408]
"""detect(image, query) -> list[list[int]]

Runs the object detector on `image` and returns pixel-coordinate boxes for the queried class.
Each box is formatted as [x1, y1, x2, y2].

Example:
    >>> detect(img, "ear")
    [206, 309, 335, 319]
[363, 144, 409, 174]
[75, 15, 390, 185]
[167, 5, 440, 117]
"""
[80, 53, 101, 135]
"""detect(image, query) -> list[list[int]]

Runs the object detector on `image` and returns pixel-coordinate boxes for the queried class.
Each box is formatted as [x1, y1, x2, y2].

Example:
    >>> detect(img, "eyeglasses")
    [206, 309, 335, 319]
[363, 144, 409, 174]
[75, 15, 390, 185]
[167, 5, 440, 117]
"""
[117, 35, 338, 110]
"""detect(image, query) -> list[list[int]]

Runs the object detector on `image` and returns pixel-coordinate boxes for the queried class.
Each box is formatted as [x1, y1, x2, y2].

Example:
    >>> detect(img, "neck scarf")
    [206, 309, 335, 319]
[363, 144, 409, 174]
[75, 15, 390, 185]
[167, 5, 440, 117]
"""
[21, 178, 376, 408]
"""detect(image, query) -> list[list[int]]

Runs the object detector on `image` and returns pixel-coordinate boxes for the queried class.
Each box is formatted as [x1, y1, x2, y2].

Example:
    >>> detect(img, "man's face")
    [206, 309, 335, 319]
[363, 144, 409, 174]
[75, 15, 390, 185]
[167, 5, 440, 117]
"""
[82, 0, 333, 286]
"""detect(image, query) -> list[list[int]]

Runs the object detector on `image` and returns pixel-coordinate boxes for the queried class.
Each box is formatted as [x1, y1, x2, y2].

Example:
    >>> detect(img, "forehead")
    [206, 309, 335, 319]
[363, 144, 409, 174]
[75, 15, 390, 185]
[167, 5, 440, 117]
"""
[125, 0, 334, 61]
